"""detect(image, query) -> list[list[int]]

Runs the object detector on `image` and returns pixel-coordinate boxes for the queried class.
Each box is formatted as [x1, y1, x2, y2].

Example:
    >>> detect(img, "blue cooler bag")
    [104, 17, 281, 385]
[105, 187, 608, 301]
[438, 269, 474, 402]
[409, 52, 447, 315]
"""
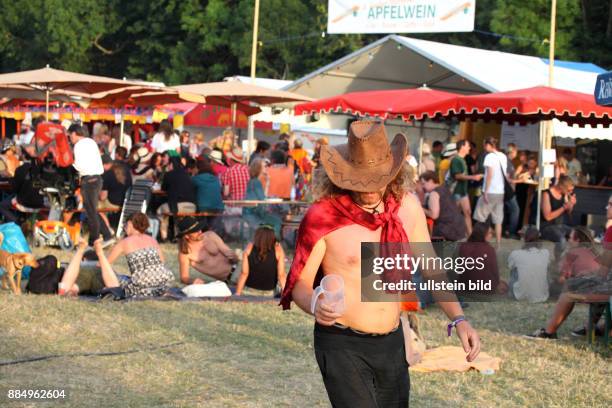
[0, 222, 33, 279]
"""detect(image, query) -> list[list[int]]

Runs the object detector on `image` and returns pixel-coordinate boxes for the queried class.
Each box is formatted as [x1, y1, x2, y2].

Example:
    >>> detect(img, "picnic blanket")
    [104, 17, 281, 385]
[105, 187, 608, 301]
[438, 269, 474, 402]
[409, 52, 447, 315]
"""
[79, 292, 276, 303]
[410, 346, 501, 373]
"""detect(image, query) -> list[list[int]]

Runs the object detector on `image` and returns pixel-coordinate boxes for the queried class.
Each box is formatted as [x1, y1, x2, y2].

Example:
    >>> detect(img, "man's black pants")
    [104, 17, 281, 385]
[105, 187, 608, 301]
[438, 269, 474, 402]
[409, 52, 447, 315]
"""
[314, 323, 409, 408]
[81, 175, 111, 245]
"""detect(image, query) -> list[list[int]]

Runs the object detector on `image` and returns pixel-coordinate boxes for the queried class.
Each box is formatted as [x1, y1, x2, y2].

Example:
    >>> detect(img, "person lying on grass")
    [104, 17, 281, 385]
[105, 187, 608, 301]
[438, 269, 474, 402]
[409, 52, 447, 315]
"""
[177, 216, 239, 285]
[59, 213, 174, 298]
[235, 225, 286, 296]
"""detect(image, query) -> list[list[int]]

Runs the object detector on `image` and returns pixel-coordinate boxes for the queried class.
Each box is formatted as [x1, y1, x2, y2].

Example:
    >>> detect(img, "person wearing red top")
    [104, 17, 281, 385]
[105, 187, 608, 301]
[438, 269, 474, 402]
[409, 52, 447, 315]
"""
[220, 147, 250, 228]
[280, 121, 480, 407]
[221, 147, 250, 200]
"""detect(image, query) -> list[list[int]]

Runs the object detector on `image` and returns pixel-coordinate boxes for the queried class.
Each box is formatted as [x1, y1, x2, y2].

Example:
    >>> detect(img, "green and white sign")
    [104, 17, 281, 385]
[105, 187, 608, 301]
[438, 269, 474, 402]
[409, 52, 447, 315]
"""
[327, 0, 476, 34]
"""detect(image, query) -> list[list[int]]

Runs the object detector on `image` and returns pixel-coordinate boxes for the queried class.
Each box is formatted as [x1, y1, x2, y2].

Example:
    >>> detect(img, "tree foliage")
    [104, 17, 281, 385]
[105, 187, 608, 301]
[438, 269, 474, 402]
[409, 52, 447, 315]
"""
[0, 0, 610, 83]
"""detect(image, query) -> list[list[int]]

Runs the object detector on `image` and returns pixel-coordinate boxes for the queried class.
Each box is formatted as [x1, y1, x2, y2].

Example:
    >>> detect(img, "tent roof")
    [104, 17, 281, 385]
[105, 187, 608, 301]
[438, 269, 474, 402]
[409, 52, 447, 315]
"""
[224, 76, 292, 90]
[284, 35, 604, 98]
[0, 66, 144, 94]
[173, 81, 312, 106]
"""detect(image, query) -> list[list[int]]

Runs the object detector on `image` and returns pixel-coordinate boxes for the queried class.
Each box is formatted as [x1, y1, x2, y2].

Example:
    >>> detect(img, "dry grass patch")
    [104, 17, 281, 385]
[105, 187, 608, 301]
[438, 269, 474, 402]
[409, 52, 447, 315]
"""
[0, 243, 609, 407]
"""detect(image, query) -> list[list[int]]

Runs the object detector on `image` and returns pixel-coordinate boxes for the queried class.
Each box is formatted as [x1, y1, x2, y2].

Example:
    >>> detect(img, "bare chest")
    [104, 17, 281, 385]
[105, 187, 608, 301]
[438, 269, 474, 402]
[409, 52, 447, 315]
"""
[323, 224, 382, 270]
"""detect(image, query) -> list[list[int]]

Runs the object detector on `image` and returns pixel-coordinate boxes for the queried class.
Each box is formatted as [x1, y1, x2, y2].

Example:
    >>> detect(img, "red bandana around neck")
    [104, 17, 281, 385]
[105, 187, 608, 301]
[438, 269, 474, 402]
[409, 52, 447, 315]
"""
[280, 193, 412, 310]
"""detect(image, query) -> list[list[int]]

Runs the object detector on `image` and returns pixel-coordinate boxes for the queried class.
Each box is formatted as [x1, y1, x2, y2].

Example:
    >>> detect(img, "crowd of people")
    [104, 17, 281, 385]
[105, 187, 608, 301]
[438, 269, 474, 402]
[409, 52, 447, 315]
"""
[0, 116, 331, 300]
[0, 117, 609, 315]
[412, 135, 590, 249]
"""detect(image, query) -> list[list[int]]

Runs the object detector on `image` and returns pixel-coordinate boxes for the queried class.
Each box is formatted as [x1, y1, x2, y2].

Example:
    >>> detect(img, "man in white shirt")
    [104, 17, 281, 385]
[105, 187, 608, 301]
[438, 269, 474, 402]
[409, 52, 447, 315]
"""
[69, 124, 114, 247]
[474, 137, 507, 246]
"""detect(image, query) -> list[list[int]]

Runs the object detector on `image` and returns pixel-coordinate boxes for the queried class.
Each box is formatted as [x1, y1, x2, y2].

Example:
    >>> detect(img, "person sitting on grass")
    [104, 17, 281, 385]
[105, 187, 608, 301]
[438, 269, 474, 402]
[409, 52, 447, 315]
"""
[59, 213, 174, 298]
[507, 227, 550, 303]
[235, 225, 287, 296]
[527, 226, 607, 339]
[177, 216, 239, 284]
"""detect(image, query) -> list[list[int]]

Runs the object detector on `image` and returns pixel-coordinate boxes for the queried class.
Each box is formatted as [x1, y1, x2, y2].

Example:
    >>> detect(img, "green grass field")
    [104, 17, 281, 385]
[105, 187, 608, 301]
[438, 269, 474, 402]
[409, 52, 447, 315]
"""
[0, 243, 610, 407]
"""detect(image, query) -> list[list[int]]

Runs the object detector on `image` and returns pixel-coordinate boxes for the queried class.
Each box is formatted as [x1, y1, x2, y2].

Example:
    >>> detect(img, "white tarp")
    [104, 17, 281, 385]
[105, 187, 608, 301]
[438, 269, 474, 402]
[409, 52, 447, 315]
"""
[327, 0, 475, 34]
[501, 120, 611, 151]
[285, 35, 603, 98]
[551, 119, 612, 140]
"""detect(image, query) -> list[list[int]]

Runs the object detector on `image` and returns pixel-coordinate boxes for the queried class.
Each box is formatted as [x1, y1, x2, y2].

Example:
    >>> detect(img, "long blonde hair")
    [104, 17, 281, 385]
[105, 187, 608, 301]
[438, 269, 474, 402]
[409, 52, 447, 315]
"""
[311, 162, 414, 202]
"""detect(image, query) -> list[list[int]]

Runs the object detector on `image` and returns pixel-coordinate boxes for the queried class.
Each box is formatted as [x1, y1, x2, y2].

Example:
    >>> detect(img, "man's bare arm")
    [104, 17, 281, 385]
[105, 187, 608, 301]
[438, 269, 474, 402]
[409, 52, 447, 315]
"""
[291, 239, 327, 314]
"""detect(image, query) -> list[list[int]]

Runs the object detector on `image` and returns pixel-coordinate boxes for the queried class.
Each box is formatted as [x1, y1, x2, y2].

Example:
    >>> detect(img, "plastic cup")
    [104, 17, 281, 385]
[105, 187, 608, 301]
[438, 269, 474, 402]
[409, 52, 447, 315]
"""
[310, 274, 345, 315]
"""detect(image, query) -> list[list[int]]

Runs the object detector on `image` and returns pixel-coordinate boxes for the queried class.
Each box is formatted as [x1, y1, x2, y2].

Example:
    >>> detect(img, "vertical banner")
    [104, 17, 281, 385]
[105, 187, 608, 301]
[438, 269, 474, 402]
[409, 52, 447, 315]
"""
[328, 0, 476, 34]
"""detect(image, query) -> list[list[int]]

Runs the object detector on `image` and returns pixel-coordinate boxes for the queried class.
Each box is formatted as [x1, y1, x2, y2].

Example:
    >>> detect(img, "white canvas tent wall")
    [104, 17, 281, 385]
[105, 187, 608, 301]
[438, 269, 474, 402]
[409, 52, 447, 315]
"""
[284, 35, 604, 98]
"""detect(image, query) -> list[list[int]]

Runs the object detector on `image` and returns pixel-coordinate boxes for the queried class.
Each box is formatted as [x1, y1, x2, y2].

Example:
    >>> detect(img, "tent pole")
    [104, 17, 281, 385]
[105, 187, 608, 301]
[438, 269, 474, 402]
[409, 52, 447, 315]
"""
[246, 0, 260, 161]
[536, 121, 546, 231]
[548, 0, 557, 88]
[45, 89, 50, 121]
[541, 0, 557, 191]
[231, 102, 237, 131]
[120, 111, 125, 148]
[418, 120, 425, 170]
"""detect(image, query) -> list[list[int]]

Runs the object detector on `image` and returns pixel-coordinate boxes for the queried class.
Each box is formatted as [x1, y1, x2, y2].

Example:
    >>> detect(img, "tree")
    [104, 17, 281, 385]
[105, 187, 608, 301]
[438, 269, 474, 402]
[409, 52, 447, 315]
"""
[573, 0, 612, 68]
[490, 0, 582, 61]
[0, 0, 609, 82]
[0, 0, 117, 73]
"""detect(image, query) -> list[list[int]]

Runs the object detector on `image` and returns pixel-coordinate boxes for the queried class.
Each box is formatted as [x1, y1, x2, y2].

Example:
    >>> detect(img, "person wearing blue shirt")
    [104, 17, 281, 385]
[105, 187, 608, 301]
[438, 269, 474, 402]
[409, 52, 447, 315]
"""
[192, 157, 224, 213]
[192, 156, 224, 233]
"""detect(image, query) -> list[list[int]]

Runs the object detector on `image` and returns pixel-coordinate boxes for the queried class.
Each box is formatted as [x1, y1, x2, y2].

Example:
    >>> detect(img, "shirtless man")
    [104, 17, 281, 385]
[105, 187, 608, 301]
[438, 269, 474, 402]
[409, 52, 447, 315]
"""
[281, 121, 481, 407]
[177, 216, 238, 284]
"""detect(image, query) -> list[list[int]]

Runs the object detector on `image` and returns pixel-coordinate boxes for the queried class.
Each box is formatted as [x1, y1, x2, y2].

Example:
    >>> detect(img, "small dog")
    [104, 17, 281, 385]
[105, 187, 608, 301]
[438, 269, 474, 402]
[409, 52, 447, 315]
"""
[0, 232, 39, 295]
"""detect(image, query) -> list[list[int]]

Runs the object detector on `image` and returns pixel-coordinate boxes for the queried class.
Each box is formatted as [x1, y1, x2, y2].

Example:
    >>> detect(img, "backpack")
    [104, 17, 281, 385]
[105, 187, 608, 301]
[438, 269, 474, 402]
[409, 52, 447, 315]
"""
[25, 255, 64, 294]
[33, 122, 74, 167]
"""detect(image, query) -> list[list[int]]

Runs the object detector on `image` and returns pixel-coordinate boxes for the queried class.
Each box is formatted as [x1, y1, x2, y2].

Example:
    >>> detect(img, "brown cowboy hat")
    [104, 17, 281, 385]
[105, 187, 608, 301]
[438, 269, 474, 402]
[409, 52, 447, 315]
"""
[320, 121, 407, 192]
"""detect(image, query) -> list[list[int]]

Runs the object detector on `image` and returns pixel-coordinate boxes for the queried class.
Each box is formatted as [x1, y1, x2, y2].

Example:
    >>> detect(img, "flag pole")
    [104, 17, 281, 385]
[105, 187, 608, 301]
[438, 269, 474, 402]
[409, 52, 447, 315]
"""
[548, 0, 557, 88]
[537, 0, 557, 230]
